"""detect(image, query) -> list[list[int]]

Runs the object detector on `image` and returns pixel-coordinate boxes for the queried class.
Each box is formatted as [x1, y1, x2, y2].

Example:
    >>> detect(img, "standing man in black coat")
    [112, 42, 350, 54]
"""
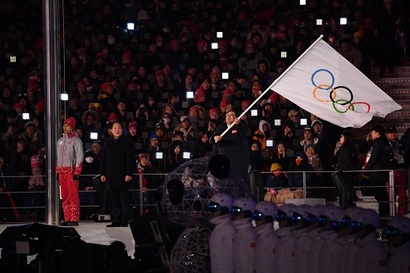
[361, 125, 392, 216]
[210, 110, 250, 183]
[101, 121, 135, 227]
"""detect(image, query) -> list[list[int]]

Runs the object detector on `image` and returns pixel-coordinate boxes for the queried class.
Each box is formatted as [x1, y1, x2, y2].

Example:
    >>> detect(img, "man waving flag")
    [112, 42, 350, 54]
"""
[218, 35, 401, 139]
[270, 36, 401, 128]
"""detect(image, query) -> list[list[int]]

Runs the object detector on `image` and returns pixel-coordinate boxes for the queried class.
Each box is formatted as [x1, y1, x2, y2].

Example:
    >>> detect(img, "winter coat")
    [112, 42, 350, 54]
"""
[101, 135, 135, 191]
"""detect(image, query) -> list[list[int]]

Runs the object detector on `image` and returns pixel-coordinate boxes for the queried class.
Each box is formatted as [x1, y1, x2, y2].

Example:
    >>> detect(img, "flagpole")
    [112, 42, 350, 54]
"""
[217, 34, 324, 139]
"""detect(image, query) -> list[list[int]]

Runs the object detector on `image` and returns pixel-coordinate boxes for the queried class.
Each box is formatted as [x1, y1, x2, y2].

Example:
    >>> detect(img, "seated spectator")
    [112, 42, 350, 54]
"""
[287, 151, 315, 191]
[305, 144, 324, 172]
[136, 153, 161, 205]
[249, 140, 264, 172]
[276, 121, 297, 152]
[174, 115, 196, 142]
[298, 126, 320, 153]
[195, 131, 213, 158]
[272, 142, 292, 171]
[166, 140, 188, 173]
[266, 163, 288, 188]
[252, 119, 272, 152]
[79, 149, 99, 219]
[24, 155, 45, 221]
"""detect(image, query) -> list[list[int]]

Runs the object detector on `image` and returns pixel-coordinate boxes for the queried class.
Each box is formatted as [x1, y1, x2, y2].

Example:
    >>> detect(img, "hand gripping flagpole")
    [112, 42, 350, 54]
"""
[216, 35, 325, 141]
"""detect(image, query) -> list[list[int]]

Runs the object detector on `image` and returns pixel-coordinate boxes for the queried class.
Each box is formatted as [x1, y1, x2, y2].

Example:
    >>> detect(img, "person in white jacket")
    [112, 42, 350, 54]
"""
[208, 193, 236, 273]
[293, 205, 324, 273]
[386, 215, 410, 273]
[272, 203, 297, 273]
[253, 201, 279, 273]
[350, 209, 388, 273]
[232, 197, 257, 273]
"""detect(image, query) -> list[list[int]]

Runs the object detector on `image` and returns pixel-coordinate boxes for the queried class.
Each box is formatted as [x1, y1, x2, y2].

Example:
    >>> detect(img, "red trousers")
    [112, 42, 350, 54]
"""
[58, 173, 80, 222]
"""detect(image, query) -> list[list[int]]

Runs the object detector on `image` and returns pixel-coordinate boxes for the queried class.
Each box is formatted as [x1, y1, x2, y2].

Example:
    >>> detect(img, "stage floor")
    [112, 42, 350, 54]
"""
[0, 221, 136, 258]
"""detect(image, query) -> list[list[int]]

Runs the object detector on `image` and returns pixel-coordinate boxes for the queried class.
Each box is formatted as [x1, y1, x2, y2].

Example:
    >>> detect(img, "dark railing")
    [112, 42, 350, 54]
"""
[0, 169, 407, 223]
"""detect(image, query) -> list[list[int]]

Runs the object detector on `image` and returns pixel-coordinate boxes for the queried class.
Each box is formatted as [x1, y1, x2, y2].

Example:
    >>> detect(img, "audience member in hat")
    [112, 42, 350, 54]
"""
[252, 119, 272, 151]
[56, 117, 84, 226]
[386, 125, 409, 215]
[24, 155, 45, 221]
[266, 163, 288, 188]
[100, 121, 135, 227]
[287, 108, 301, 129]
[299, 125, 320, 154]
[174, 115, 195, 142]
[142, 133, 164, 171]
[210, 110, 250, 183]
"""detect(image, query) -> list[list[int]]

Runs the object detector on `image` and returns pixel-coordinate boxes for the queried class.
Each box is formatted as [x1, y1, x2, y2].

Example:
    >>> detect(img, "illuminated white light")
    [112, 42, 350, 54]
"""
[126, 22, 135, 30]
[10, 55, 17, 63]
[22, 113, 30, 120]
[183, 152, 191, 159]
[274, 119, 281, 126]
[281, 51, 287, 58]
[300, 0, 306, 5]
[90, 132, 98, 140]
[222, 72, 229, 79]
[216, 32, 223, 38]
[155, 152, 163, 160]
[211, 42, 218, 49]
[340, 18, 347, 25]
[316, 19, 323, 26]
[61, 93, 69, 101]
[186, 91, 194, 99]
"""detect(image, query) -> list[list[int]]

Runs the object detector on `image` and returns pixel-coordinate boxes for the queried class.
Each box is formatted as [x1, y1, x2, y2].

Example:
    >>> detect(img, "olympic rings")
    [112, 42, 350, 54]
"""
[311, 69, 371, 114]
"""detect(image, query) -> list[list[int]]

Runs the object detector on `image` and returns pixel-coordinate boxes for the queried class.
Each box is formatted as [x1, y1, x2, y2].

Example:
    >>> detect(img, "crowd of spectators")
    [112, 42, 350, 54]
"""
[0, 0, 409, 220]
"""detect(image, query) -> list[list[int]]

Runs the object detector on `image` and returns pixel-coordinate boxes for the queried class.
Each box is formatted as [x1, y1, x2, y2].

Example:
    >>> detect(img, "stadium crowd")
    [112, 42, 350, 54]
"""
[0, 0, 409, 221]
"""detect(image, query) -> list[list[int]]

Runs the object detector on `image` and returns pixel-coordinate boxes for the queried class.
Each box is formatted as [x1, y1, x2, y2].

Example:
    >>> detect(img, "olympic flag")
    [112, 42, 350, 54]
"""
[270, 37, 402, 128]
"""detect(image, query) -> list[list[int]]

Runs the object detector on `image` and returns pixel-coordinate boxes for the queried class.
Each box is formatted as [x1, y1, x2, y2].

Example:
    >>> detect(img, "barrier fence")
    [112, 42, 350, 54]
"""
[0, 169, 409, 222]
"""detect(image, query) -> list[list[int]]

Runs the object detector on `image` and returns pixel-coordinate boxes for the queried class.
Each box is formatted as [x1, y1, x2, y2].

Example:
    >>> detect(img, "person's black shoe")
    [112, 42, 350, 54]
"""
[106, 223, 120, 227]
[120, 223, 129, 227]
[60, 221, 69, 226]
[67, 221, 79, 226]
